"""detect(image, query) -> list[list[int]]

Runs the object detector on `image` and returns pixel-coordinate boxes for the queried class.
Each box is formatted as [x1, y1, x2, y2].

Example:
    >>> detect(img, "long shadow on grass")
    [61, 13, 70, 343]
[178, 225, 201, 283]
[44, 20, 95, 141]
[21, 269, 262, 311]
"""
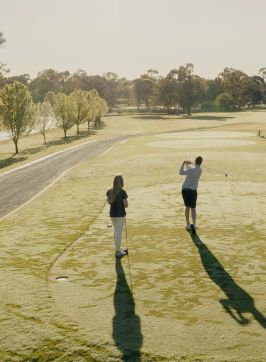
[182, 115, 235, 121]
[0, 155, 27, 169]
[112, 258, 143, 361]
[0, 131, 96, 170]
[21, 131, 92, 156]
[131, 115, 163, 120]
[189, 232, 266, 328]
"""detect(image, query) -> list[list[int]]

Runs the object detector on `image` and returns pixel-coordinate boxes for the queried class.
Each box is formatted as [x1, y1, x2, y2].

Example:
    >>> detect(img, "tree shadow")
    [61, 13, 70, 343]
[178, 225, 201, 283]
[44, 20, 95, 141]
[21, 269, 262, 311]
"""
[0, 155, 27, 169]
[131, 115, 163, 120]
[112, 259, 143, 361]
[188, 232, 266, 328]
[131, 114, 236, 122]
[0, 130, 98, 170]
[182, 115, 235, 121]
[20, 131, 92, 156]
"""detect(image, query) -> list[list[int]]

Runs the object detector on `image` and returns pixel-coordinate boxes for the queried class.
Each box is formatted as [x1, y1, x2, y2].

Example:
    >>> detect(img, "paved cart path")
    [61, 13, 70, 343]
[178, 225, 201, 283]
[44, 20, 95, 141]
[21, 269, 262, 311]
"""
[0, 136, 125, 219]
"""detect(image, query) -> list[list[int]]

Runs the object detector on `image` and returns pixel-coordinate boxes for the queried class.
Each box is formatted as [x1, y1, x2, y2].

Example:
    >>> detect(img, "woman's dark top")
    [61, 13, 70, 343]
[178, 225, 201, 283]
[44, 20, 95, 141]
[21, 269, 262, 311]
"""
[106, 188, 128, 217]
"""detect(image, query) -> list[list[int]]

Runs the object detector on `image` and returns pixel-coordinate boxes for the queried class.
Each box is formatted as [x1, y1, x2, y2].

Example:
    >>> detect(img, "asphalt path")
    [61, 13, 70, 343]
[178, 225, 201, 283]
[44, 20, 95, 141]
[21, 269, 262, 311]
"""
[0, 136, 125, 219]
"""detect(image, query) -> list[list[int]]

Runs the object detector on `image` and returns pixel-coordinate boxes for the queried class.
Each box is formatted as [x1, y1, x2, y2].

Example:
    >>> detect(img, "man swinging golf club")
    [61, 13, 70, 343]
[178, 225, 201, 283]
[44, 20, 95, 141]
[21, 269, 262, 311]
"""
[179, 156, 203, 234]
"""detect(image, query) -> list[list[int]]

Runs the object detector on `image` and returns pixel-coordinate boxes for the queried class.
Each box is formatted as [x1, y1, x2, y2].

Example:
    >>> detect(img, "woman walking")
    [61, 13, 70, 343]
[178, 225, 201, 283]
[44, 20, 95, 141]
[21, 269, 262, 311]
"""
[106, 175, 128, 257]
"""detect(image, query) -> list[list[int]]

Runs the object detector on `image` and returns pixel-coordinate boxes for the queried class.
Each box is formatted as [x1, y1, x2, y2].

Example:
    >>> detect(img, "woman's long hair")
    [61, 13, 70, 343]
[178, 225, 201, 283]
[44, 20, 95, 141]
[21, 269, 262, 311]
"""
[109, 175, 124, 203]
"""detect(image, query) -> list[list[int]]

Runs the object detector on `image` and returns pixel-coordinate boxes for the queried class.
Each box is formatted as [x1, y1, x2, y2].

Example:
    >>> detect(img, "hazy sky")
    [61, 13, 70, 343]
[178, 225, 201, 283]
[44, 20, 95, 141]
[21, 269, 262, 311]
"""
[1, 0, 265, 79]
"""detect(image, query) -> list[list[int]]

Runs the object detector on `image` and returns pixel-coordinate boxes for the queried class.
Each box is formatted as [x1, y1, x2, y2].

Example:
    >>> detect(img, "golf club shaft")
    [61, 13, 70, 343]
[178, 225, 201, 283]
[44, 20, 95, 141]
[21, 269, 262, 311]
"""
[203, 165, 227, 177]
[125, 218, 133, 293]
[190, 162, 227, 177]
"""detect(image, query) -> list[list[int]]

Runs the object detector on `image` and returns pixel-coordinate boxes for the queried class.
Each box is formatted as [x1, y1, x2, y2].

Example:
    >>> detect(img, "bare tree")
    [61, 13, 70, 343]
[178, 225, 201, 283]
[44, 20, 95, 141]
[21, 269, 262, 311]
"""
[69, 89, 90, 135]
[35, 101, 55, 144]
[53, 93, 75, 138]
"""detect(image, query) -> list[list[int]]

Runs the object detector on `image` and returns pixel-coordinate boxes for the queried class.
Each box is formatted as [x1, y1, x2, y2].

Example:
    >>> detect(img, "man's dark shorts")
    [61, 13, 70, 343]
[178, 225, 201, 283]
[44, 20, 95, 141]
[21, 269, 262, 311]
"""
[182, 188, 197, 208]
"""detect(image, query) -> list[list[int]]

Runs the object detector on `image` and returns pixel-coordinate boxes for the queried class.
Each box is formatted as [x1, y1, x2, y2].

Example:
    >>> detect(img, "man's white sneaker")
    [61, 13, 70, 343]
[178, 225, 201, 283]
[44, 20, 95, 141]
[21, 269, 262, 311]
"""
[186, 225, 191, 230]
[115, 250, 126, 258]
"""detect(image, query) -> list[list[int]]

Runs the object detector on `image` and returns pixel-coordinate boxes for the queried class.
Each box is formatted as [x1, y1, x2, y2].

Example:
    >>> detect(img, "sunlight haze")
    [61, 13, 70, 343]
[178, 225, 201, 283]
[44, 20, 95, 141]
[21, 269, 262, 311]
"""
[1, 0, 266, 79]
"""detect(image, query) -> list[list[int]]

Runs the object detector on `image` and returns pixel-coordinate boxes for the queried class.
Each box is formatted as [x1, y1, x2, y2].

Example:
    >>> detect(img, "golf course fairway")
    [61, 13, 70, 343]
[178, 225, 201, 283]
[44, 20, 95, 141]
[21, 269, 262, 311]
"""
[0, 112, 265, 361]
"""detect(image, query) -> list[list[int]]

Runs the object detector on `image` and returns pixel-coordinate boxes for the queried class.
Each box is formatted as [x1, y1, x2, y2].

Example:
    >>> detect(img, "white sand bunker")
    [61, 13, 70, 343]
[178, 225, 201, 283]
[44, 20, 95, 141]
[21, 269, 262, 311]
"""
[146, 131, 255, 149]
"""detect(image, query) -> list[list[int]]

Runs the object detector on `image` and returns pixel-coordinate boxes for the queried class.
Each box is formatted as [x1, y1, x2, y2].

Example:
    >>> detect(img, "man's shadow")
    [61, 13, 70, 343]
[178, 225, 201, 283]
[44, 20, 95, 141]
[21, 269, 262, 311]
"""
[112, 258, 143, 361]
[189, 232, 266, 328]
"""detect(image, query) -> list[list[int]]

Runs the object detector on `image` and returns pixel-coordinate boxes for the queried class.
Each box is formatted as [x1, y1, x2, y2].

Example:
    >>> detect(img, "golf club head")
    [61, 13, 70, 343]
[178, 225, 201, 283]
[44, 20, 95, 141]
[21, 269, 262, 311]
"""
[123, 248, 128, 255]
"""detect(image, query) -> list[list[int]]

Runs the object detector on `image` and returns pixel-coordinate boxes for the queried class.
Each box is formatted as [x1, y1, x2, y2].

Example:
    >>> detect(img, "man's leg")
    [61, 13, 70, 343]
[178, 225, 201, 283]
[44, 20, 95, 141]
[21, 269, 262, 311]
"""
[185, 207, 190, 226]
[191, 208, 196, 227]
[111, 217, 124, 251]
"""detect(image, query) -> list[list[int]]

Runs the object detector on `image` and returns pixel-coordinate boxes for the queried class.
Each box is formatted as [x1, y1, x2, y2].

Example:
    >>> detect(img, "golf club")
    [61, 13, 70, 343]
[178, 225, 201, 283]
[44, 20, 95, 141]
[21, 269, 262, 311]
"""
[124, 217, 133, 294]
[189, 162, 228, 178]
[202, 165, 228, 178]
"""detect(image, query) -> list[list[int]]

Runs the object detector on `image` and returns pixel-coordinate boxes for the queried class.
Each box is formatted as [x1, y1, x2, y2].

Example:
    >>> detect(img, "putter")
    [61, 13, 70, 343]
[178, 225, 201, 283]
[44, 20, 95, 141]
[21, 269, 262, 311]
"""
[125, 218, 133, 293]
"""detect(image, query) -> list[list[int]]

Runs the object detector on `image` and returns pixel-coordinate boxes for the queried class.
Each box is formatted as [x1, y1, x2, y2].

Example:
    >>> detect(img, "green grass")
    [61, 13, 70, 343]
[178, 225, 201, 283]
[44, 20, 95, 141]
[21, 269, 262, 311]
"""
[0, 111, 266, 361]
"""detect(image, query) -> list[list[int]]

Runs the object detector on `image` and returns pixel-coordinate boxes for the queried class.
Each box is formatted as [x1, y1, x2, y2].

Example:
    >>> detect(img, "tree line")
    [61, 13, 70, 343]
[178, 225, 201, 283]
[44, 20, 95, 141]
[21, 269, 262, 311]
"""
[0, 30, 266, 154]
[1, 31, 265, 115]
[0, 82, 108, 154]
[1, 65, 265, 116]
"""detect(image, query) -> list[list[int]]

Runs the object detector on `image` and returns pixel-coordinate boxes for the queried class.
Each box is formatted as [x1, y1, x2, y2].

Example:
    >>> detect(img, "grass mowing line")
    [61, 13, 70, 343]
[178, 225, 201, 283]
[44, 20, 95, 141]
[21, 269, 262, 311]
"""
[46, 198, 109, 285]
[45, 138, 129, 284]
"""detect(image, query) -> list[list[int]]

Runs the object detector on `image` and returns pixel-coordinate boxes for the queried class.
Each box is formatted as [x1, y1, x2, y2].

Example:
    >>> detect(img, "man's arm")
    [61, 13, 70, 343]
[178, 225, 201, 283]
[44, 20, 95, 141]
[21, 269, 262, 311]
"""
[179, 160, 193, 175]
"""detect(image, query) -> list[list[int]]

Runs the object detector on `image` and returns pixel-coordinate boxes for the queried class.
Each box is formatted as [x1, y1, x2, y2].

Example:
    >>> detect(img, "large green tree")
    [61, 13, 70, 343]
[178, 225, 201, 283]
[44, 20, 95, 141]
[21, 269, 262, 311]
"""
[216, 92, 234, 111]
[30, 69, 70, 102]
[246, 76, 265, 108]
[134, 76, 154, 110]
[0, 81, 36, 153]
[173, 64, 205, 116]
[1, 74, 31, 88]
[63, 69, 90, 94]
[259, 68, 266, 103]
[134, 70, 160, 110]
[205, 78, 224, 101]
[155, 75, 178, 114]
[220, 68, 249, 109]
[103, 72, 119, 110]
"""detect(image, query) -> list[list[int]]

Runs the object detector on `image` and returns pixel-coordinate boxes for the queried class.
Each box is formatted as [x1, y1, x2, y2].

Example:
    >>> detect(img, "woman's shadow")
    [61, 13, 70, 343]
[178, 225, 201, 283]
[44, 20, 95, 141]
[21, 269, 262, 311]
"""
[189, 232, 266, 328]
[112, 258, 143, 361]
